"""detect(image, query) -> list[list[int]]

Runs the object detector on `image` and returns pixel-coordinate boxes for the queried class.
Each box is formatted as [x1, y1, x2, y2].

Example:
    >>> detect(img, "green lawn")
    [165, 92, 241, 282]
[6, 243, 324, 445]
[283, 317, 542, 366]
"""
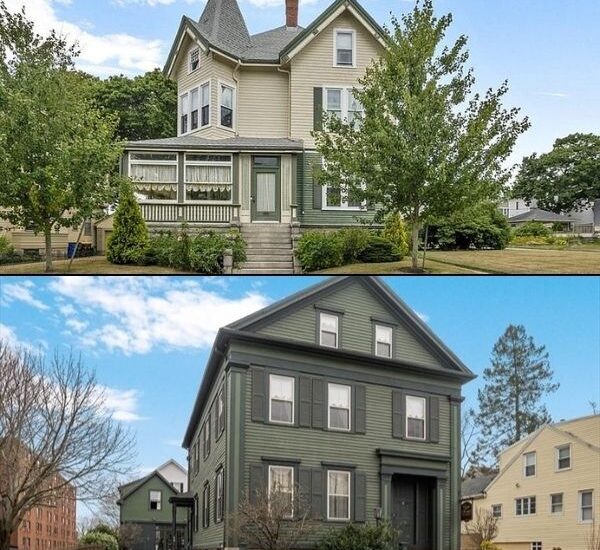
[0, 256, 187, 274]
[316, 258, 483, 274]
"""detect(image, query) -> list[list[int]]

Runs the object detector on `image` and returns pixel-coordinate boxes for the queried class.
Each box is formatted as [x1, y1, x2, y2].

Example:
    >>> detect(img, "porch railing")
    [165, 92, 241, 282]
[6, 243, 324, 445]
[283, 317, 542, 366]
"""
[139, 203, 240, 224]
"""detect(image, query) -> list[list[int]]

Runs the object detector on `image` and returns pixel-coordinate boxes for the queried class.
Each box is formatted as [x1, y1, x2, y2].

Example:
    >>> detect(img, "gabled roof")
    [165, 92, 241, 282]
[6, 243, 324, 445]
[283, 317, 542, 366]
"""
[181, 276, 475, 448]
[461, 475, 495, 499]
[155, 458, 187, 476]
[508, 208, 576, 223]
[118, 470, 179, 502]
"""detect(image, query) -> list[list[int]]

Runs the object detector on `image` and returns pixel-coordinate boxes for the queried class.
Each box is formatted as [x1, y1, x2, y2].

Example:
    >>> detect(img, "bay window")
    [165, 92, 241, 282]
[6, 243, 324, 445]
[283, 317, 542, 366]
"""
[327, 471, 350, 520]
[220, 83, 234, 128]
[184, 154, 232, 202]
[201, 82, 210, 126]
[406, 395, 426, 440]
[129, 152, 178, 201]
[268, 466, 294, 518]
[180, 92, 189, 134]
[181, 82, 210, 134]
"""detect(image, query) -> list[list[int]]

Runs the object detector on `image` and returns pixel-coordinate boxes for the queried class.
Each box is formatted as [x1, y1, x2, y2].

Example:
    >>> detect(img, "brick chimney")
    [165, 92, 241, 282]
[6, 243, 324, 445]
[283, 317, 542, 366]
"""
[286, 0, 298, 28]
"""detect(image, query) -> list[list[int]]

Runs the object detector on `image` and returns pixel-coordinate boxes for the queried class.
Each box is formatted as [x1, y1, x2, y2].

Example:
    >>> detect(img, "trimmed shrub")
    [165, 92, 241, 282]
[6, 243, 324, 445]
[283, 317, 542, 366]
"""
[513, 221, 551, 237]
[79, 531, 118, 550]
[382, 213, 410, 256]
[0, 234, 24, 265]
[107, 180, 149, 264]
[338, 227, 371, 263]
[318, 522, 396, 550]
[358, 235, 403, 263]
[510, 235, 567, 247]
[295, 230, 343, 272]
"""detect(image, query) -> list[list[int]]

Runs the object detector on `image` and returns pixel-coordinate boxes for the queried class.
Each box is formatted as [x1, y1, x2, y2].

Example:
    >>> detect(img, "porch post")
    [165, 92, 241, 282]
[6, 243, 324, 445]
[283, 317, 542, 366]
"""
[436, 479, 444, 550]
[171, 501, 177, 550]
[380, 473, 392, 521]
[177, 152, 185, 222]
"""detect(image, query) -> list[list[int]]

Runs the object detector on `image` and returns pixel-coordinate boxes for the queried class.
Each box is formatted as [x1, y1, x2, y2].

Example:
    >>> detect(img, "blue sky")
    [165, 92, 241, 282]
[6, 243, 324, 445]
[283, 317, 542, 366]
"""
[6, 0, 600, 166]
[1, 275, 599, 515]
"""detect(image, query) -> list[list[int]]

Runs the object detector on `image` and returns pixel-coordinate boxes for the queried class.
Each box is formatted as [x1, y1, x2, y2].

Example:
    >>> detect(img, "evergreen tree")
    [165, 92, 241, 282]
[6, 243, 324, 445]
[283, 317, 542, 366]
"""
[475, 324, 559, 465]
[106, 180, 149, 265]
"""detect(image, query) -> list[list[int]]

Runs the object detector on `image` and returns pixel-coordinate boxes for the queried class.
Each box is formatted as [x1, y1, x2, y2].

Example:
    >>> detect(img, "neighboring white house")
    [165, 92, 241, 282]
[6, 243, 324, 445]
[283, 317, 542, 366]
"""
[155, 459, 188, 493]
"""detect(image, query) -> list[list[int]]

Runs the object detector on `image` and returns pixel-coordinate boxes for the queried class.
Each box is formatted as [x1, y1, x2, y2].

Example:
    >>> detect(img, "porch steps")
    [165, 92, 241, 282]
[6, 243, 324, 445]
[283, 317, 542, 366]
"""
[234, 224, 295, 274]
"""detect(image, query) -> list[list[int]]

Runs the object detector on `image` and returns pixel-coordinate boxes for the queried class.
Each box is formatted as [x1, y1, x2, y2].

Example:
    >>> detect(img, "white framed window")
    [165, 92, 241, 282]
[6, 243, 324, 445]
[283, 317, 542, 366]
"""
[201, 82, 210, 127]
[217, 385, 225, 436]
[555, 444, 571, 471]
[324, 87, 364, 125]
[269, 374, 294, 424]
[181, 82, 210, 135]
[190, 88, 199, 131]
[149, 490, 162, 511]
[219, 82, 235, 129]
[523, 452, 536, 477]
[327, 470, 351, 520]
[550, 493, 563, 514]
[215, 469, 224, 523]
[375, 324, 393, 358]
[129, 152, 178, 202]
[580, 490, 593, 522]
[268, 465, 294, 518]
[531, 543, 542, 550]
[491, 504, 502, 518]
[189, 47, 200, 73]
[333, 29, 355, 67]
[328, 383, 351, 431]
[515, 496, 536, 516]
[180, 92, 189, 134]
[202, 483, 210, 528]
[184, 153, 232, 203]
[406, 395, 426, 440]
[319, 312, 339, 348]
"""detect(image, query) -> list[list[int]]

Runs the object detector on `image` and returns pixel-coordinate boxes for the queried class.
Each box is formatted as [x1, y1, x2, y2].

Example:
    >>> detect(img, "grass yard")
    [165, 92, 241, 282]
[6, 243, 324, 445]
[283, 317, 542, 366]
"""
[0, 256, 187, 274]
[425, 248, 600, 274]
[316, 258, 484, 274]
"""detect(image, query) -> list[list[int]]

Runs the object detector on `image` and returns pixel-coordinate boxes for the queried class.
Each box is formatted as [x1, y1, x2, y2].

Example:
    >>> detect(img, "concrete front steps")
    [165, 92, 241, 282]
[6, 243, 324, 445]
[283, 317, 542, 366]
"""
[234, 224, 295, 274]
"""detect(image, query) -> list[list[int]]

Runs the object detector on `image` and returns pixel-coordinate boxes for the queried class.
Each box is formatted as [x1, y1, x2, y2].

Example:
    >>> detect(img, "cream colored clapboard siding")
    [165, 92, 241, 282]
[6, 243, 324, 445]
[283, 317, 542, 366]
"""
[289, 10, 384, 148]
[237, 67, 289, 138]
[470, 416, 600, 550]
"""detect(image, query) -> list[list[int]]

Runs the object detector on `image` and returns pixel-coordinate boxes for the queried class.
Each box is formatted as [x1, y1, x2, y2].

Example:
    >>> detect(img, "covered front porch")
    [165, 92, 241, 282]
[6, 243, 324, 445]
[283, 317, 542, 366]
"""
[122, 136, 303, 228]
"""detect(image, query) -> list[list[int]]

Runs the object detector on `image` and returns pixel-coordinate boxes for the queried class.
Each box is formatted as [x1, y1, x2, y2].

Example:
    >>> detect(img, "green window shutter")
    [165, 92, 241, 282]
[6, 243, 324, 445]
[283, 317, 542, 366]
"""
[311, 468, 324, 519]
[312, 378, 325, 429]
[354, 472, 367, 522]
[312, 156, 323, 210]
[313, 87, 323, 131]
[392, 390, 405, 439]
[428, 396, 440, 443]
[249, 464, 265, 505]
[299, 375, 312, 428]
[251, 367, 266, 422]
[298, 467, 312, 513]
[354, 385, 366, 434]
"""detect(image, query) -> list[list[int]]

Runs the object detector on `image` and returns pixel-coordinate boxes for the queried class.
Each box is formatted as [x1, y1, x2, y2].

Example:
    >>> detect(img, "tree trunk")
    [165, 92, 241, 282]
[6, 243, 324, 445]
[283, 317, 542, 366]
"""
[44, 225, 53, 272]
[410, 211, 420, 270]
[421, 224, 429, 270]
[68, 221, 85, 272]
[0, 523, 12, 550]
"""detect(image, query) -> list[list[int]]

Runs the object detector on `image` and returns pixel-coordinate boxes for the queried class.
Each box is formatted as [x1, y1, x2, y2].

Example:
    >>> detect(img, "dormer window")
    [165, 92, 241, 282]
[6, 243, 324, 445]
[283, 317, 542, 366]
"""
[319, 312, 339, 348]
[334, 29, 355, 67]
[189, 48, 200, 72]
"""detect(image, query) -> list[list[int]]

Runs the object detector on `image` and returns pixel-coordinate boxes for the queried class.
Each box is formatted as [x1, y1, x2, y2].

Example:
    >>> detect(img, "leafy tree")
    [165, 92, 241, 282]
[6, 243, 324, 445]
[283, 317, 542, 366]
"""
[313, 0, 529, 269]
[475, 324, 559, 464]
[0, 3, 122, 272]
[79, 531, 118, 550]
[92, 69, 177, 141]
[106, 180, 149, 264]
[513, 133, 600, 213]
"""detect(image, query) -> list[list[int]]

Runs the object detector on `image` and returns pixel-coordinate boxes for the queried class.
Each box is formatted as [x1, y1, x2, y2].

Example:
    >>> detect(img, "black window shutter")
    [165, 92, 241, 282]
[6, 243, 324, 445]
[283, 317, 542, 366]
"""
[313, 87, 323, 131]
[299, 375, 312, 427]
[354, 385, 366, 434]
[251, 367, 266, 422]
[249, 464, 265, 505]
[354, 472, 367, 522]
[312, 378, 325, 429]
[298, 467, 312, 513]
[311, 468, 324, 519]
[392, 390, 405, 439]
[429, 396, 440, 443]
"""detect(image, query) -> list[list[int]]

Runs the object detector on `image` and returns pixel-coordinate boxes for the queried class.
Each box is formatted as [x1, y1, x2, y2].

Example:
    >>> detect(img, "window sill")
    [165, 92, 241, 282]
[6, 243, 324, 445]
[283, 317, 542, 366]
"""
[321, 207, 366, 212]
[217, 124, 235, 133]
[332, 64, 357, 69]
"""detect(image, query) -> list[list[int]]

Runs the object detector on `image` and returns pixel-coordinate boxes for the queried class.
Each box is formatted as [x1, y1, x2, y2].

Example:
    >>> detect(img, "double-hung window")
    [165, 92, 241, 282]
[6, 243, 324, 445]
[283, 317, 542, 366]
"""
[375, 324, 393, 358]
[550, 493, 563, 514]
[324, 87, 364, 125]
[130, 152, 178, 201]
[327, 471, 350, 520]
[268, 465, 294, 518]
[181, 83, 210, 134]
[334, 30, 354, 66]
[269, 374, 294, 424]
[149, 490, 162, 511]
[319, 312, 339, 348]
[216, 386, 225, 436]
[203, 417, 211, 459]
[190, 88, 199, 130]
[201, 82, 210, 126]
[491, 504, 502, 518]
[328, 383, 351, 431]
[215, 469, 224, 523]
[515, 496, 536, 516]
[580, 490, 593, 522]
[189, 48, 200, 72]
[202, 483, 210, 528]
[556, 444, 571, 470]
[406, 395, 426, 440]
[184, 154, 232, 202]
[523, 452, 536, 477]
[220, 84, 234, 128]
[180, 92, 189, 134]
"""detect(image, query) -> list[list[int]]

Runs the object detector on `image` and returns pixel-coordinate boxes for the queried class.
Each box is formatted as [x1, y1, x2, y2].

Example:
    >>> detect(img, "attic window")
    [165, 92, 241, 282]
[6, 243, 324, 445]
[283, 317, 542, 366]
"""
[149, 490, 162, 511]
[189, 48, 200, 72]
[334, 29, 355, 67]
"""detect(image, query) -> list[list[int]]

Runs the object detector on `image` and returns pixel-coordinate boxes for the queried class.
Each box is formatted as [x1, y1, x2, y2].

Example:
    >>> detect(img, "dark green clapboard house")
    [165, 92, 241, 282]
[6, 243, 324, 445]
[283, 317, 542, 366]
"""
[176, 276, 474, 550]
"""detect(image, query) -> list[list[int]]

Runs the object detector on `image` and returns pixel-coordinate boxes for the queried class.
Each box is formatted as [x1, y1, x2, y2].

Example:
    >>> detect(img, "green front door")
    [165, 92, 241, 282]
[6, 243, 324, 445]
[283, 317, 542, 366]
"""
[251, 156, 280, 222]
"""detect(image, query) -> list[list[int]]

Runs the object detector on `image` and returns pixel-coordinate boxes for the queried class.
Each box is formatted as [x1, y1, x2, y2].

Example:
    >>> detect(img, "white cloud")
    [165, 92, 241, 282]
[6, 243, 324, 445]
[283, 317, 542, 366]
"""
[4, 0, 165, 76]
[536, 92, 569, 98]
[65, 317, 89, 332]
[99, 386, 146, 421]
[47, 277, 270, 355]
[1, 280, 49, 310]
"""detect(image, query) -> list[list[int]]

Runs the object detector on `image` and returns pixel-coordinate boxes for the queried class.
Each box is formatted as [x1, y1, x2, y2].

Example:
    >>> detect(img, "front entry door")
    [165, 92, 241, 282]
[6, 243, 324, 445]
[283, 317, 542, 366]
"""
[251, 156, 280, 222]
[392, 475, 435, 550]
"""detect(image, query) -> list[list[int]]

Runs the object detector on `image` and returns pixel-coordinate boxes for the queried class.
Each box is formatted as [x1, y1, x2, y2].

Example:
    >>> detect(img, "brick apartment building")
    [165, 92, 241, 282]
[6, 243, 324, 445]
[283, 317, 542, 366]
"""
[9, 475, 77, 550]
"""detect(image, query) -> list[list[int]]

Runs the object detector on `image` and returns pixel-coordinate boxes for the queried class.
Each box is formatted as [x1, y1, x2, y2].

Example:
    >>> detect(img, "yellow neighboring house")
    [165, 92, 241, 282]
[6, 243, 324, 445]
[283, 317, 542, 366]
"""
[462, 414, 600, 550]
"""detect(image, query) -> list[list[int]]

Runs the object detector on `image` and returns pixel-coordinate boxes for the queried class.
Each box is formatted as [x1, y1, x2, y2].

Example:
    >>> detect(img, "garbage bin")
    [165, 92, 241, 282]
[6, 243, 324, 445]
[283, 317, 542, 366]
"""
[67, 242, 77, 258]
